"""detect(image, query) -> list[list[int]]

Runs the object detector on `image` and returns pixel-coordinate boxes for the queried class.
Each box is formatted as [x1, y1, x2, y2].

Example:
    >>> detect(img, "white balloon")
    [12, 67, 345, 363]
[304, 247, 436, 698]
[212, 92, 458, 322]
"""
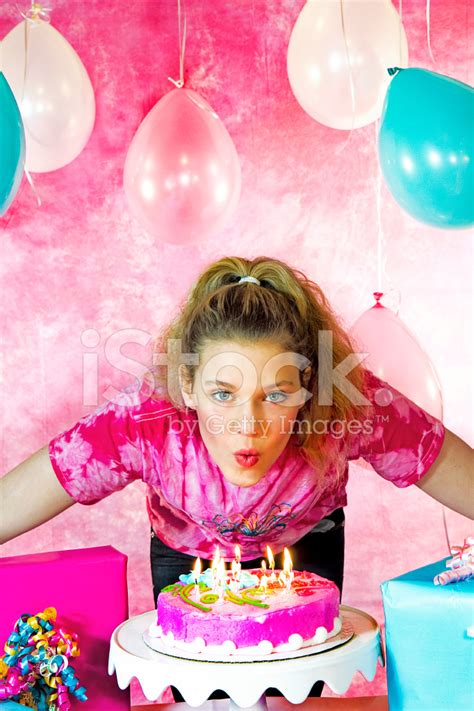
[1, 19, 95, 172]
[287, 0, 408, 130]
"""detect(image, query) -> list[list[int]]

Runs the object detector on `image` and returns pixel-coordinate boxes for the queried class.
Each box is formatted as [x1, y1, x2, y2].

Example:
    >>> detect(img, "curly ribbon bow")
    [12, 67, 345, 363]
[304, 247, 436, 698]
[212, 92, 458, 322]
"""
[0, 607, 87, 709]
[434, 537, 474, 586]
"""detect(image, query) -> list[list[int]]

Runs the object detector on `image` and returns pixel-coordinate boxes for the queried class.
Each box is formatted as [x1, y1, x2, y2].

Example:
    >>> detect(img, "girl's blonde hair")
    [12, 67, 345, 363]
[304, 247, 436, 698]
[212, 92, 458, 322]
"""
[146, 256, 369, 469]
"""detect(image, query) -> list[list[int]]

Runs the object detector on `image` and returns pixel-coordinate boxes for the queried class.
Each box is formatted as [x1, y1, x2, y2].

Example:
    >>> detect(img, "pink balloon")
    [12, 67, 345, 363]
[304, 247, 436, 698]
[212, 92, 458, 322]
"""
[123, 88, 241, 244]
[350, 293, 443, 419]
[349, 293, 443, 471]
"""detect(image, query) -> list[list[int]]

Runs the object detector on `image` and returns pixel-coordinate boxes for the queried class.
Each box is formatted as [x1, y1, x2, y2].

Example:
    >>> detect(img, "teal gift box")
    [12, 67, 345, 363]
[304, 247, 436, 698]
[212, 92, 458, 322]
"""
[381, 558, 474, 710]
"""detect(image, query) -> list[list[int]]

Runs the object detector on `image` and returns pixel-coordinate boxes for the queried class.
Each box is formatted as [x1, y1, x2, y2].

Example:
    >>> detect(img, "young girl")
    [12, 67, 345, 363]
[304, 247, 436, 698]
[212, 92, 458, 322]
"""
[1, 255, 472, 701]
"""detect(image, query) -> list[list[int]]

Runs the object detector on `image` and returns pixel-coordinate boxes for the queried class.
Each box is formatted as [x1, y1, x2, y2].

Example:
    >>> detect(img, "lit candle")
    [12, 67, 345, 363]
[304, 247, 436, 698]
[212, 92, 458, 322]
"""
[211, 545, 221, 593]
[283, 547, 294, 591]
[234, 544, 241, 581]
[230, 580, 239, 594]
[266, 545, 276, 583]
[212, 545, 221, 570]
[193, 557, 201, 601]
[231, 559, 240, 591]
[259, 559, 269, 596]
[215, 558, 226, 604]
[220, 558, 227, 586]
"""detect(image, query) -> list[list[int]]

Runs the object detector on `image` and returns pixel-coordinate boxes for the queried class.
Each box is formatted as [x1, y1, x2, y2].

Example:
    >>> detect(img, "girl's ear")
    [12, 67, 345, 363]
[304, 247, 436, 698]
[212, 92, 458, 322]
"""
[179, 365, 196, 409]
[302, 365, 312, 387]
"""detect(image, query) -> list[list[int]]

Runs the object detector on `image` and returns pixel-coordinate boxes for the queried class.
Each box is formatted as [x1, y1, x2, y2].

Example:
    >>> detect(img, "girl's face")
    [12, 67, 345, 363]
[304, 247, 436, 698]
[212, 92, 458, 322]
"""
[180, 339, 310, 487]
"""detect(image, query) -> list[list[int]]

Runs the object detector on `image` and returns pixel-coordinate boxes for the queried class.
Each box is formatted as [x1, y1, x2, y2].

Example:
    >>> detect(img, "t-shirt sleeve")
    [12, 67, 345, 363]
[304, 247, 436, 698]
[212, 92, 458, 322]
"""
[346, 369, 446, 487]
[48, 383, 168, 505]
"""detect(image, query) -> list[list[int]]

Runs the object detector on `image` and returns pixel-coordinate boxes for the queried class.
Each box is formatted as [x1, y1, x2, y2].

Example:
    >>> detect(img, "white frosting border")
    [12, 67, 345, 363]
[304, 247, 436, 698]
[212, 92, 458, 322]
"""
[147, 616, 342, 657]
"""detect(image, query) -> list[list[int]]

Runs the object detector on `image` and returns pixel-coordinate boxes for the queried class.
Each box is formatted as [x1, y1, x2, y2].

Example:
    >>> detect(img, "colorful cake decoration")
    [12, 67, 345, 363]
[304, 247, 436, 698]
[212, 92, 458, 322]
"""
[433, 536, 474, 586]
[172, 543, 298, 609]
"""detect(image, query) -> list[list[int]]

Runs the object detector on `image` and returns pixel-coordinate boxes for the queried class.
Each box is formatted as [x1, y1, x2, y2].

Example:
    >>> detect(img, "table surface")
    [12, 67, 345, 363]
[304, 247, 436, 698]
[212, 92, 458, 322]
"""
[131, 697, 389, 710]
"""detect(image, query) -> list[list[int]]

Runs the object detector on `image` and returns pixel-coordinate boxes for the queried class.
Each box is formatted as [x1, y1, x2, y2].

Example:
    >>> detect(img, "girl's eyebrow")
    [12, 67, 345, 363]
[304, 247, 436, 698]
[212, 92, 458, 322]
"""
[205, 379, 295, 389]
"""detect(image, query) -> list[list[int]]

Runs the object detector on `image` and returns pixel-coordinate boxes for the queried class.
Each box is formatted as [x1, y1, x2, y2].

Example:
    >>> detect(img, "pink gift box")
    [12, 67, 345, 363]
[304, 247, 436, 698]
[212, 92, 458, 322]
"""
[0, 546, 130, 711]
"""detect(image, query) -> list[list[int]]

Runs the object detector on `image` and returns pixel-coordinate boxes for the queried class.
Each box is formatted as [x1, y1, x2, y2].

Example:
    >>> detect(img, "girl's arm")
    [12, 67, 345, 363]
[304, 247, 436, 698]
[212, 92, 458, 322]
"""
[415, 427, 474, 519]
[0, 446, 76, 544]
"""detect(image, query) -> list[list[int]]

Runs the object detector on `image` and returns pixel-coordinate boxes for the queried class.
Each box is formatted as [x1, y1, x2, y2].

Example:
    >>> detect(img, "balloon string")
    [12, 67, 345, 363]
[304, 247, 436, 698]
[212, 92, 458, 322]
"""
[374, 119, 400, 312]
[398, 0, 403, 66]
[168, 0, 187, 88]
[433, 362, 448, 555]
[426, 0, 436, 64]
[336, 0, 355, 154]
[442, 508, 451, 554]
[25, 168, 42, 207]
[375, 119, 384, 293]
[19, 4, 55, 146]
[19, 5, 43, 200]
[16, 0, 51, 92]
[436, 373, 449, 554]
[21, 11, 29, 108]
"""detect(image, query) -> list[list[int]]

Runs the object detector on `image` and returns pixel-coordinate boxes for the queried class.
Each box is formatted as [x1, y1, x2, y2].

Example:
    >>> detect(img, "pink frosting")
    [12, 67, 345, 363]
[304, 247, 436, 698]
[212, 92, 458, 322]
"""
[157, 570, 339, 648]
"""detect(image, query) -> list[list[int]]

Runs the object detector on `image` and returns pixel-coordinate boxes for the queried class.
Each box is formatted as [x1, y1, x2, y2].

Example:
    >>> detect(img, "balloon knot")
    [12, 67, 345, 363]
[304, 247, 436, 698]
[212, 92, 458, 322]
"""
[19, 2, 51, 22]
[168, 77, 184, 89]
[387, 67, 402, 77]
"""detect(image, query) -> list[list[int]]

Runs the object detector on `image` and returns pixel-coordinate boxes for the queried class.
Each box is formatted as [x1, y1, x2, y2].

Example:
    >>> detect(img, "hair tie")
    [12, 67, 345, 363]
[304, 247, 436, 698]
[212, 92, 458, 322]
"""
[238, 275, 260, 286]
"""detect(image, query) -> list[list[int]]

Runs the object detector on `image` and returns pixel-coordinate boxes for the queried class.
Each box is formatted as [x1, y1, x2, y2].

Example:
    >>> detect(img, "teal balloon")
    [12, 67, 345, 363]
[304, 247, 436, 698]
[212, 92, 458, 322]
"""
[0, 72, 25, 216]
[379, 68, 474, 229]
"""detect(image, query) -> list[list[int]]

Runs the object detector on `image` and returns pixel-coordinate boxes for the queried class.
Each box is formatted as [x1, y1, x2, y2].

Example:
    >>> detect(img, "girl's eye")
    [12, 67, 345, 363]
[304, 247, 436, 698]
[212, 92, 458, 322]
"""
[266, 391, 287, 403]
[212, 390, 233, 402]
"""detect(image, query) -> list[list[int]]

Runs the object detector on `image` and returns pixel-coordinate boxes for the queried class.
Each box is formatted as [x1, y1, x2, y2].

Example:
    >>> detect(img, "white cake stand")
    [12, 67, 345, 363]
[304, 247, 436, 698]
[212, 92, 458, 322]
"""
[108, 605, 384, 709]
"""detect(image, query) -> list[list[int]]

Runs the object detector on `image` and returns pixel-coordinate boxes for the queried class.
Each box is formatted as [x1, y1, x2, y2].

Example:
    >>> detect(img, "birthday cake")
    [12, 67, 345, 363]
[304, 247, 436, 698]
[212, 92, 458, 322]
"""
[147, 566, 342, 657]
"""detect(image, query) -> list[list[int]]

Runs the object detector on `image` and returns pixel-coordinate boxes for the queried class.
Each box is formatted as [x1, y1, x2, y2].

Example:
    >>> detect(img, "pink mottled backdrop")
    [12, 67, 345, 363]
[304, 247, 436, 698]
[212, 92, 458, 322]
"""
[1, 0, 472, 704]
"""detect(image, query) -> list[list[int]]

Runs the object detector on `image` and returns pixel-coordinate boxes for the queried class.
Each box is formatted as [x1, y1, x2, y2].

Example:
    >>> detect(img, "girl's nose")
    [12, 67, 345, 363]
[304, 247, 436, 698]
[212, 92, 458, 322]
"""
[238, 408, 264, 437]
[240, 415, 257, 436]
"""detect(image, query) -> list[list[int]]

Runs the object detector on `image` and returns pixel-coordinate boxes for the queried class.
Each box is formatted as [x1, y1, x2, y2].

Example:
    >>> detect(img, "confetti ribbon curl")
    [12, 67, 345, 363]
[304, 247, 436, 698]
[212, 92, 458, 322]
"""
[0, 607, 87, 710]
[434, 537, 474, 586]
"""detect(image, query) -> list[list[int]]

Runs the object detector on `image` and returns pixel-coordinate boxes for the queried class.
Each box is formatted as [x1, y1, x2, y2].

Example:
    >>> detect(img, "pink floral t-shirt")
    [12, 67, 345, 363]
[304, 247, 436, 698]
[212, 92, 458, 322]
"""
[48, 369, 445, 561]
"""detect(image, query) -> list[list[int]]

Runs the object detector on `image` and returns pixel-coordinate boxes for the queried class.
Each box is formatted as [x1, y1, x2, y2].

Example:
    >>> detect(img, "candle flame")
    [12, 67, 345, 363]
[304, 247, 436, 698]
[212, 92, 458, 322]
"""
[193, 557, 201, 581]
[261, 559, 267, 573]
[266, 545, 275, 570]
[283, 548, 293, 590]
[283, 547, 293, 573]
[234, 544, 241, 563]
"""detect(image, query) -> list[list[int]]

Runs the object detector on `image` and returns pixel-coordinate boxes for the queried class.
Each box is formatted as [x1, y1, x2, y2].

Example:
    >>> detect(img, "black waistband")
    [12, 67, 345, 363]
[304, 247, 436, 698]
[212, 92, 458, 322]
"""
[323, 507, 345, 525]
